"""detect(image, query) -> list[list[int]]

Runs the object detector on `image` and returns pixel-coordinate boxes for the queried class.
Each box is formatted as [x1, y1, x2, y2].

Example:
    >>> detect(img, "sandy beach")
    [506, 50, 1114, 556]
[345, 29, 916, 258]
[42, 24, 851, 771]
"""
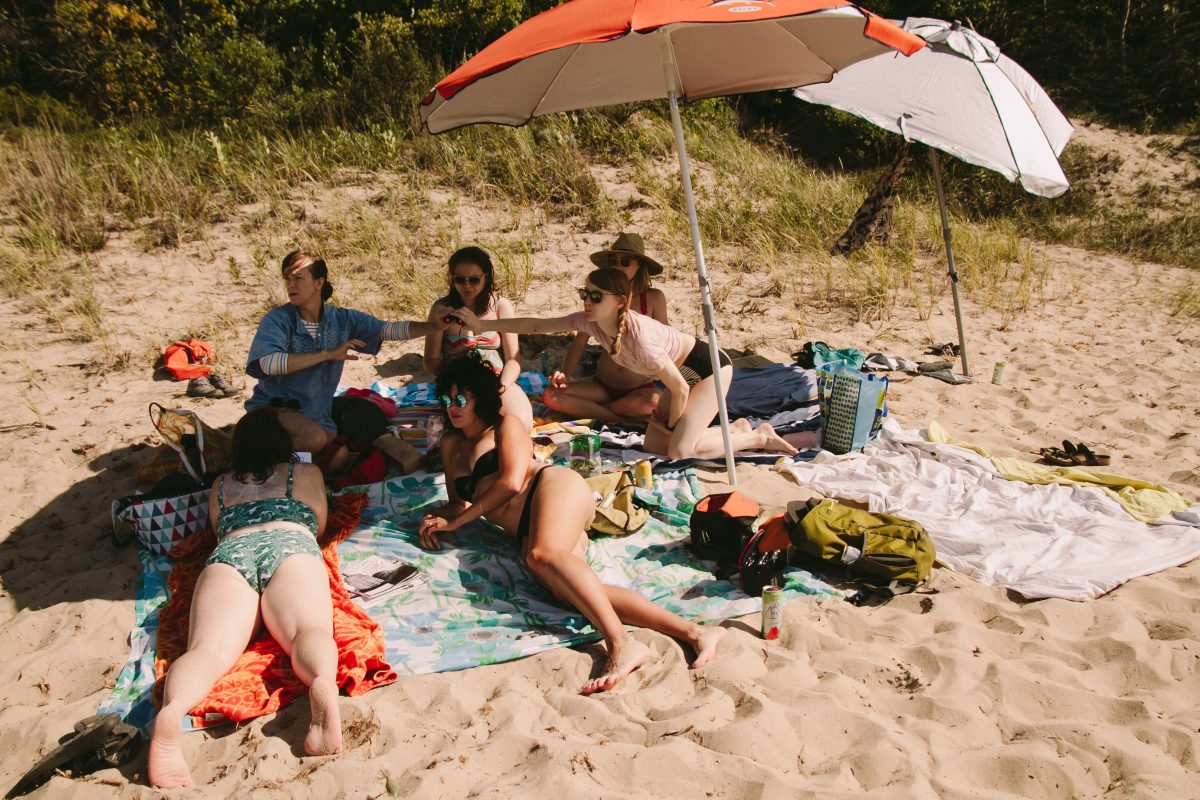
[1, 131, 1198, 798]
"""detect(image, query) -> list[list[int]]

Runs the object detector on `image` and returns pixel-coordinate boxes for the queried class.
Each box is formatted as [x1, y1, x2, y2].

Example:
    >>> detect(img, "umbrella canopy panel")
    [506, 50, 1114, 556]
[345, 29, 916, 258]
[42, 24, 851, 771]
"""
[793, 17, 1073, 197]
[422, 0, 923, 133]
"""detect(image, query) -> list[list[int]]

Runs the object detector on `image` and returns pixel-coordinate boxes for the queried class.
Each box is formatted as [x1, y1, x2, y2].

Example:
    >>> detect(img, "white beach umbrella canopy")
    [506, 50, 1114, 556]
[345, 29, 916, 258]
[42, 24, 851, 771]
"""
[794, 17, 1074, 198]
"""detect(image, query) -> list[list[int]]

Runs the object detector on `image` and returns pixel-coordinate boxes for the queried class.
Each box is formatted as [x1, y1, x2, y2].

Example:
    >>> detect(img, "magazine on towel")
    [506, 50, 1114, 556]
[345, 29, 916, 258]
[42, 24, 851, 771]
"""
[341, 556, 425, 607]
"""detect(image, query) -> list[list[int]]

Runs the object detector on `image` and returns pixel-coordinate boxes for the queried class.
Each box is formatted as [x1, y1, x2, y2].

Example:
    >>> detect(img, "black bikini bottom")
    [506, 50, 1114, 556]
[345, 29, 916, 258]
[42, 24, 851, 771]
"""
[516, 467, 548, 544]
[678, 341, 732, 387]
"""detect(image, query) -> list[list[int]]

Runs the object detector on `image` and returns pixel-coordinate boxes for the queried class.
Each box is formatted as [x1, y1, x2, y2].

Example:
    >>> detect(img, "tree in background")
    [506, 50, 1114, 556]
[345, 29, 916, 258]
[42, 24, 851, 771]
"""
[0, 0, 1195, 130]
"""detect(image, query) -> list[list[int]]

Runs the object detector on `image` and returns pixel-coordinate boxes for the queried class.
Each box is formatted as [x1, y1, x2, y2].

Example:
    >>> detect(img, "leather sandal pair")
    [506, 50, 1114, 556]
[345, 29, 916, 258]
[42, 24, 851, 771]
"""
[1039, 440, 1111, 467]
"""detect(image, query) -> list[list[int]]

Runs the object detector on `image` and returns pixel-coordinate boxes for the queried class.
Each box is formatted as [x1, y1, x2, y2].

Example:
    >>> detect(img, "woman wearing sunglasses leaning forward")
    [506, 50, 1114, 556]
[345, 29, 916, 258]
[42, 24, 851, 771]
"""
[420, 352, 725, 693]
[545, 233, 668, 423]
[424, 246, 533, 429]
[453, 268, 797, 460]
[246, 251, 448, 473]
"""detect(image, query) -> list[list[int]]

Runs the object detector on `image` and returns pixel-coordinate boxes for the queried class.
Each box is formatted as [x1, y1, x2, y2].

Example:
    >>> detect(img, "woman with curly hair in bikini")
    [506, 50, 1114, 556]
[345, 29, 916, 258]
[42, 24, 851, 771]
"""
[418, 352, 725, 693]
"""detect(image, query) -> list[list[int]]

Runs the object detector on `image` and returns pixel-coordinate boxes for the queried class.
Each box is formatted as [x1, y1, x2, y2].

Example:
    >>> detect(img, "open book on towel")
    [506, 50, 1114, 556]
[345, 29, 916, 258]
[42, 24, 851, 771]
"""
[342, 557, 425, 607]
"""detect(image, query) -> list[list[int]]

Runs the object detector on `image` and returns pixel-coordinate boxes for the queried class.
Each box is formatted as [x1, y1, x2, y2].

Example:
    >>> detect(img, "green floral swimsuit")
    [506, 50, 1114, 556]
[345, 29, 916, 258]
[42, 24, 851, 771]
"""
[205, 462, 322, 593]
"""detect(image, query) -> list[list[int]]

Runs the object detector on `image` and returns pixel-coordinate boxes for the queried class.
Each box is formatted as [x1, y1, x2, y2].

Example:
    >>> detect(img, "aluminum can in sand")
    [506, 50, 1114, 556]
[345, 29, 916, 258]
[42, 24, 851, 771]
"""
[761, 585, 784, 640]
[991, 362, 1005, 385]
[632, 460, 654, 490]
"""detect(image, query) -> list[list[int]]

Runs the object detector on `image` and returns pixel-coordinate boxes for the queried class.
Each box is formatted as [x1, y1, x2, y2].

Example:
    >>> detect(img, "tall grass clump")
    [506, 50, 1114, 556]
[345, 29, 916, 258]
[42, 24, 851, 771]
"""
[0, 130, 108, 255]
[622, 107, 1047, 321]
[409, 119, 620, 230]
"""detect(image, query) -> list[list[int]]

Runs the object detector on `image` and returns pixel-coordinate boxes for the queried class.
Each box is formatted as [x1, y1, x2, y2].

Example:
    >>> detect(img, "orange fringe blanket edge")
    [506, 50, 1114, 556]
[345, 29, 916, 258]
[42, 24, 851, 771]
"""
[153, 492, 397, 727]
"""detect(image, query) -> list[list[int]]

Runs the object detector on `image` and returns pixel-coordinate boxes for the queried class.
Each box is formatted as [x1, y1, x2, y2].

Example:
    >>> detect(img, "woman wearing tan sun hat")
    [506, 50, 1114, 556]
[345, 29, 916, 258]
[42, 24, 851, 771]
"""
[544, 232, 670, 422]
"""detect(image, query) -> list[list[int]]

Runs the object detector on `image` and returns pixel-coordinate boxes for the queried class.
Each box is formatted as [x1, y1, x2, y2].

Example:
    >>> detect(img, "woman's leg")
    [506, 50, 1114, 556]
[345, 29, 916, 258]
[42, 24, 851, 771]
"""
[644, 366, 797, 459]
[279, 410, 335, 455]
[604, 386, 662, 420]
[260, 553, 341, 757]
[148, 564, 260, 789]
[542, 381, 623, 422]
[521, 469, 724, 694]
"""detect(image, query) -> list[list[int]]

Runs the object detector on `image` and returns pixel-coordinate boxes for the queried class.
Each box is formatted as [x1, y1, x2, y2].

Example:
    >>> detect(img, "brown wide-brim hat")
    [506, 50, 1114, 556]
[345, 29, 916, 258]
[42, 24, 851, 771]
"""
[589, 232, 664, 276]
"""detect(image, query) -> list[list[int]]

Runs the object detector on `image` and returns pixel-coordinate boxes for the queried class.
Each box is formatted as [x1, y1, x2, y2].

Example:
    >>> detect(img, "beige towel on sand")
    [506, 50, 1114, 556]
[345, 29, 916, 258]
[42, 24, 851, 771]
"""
[926, 422, 1191, 524]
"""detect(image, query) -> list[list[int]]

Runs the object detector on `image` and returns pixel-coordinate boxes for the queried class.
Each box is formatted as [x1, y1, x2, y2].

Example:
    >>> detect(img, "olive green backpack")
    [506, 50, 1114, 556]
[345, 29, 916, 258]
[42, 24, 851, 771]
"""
[786, 499, 935, 601]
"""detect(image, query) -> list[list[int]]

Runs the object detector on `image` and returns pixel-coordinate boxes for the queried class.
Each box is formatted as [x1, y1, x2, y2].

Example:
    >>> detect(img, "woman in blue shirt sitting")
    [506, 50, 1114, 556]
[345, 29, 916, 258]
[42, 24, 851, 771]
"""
[245, 251, 447, 473]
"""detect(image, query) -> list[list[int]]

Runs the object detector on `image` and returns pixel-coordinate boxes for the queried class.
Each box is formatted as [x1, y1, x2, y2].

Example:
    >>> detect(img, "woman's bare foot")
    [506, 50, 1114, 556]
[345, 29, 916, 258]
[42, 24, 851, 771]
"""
[304, 677, 343, 756]
[686, 625, 726, 669]
[755, 424, 799, 455]
[148, 713, 193, 789]
[580, 638, 653, 695]
[731, 417, 753, 433]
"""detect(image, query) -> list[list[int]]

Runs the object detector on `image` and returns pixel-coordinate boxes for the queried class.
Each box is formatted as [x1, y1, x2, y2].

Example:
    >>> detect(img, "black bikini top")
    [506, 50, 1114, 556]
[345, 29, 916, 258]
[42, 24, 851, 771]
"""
[455, 449, 500, 502]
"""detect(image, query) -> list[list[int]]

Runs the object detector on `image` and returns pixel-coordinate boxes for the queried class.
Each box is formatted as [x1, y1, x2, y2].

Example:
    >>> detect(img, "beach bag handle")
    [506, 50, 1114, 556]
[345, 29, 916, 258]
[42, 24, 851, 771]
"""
[148, 402, 205, 481]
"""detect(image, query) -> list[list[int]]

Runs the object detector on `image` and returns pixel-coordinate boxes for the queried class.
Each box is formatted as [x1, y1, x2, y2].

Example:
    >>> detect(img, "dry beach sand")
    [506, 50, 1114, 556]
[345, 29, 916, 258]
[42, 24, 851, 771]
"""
[1, 128, 1198, 798]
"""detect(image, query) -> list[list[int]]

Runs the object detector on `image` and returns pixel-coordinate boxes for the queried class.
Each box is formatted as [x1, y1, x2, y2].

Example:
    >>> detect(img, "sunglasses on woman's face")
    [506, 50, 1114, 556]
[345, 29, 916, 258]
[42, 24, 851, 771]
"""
[453, 275, 483, 287]
[578, 288, 612, 304]
[605, 254, 635, 268]
[439, 392, 470, 409]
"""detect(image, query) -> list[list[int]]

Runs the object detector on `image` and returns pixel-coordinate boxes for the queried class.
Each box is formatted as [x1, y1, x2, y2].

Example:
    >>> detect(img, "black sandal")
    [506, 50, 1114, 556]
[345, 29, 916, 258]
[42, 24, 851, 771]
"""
[6, 713, 142, 798]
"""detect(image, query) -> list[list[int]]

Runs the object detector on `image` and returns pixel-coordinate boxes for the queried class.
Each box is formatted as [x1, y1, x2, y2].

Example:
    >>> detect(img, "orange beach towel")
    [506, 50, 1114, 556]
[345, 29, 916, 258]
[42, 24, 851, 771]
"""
[153, 492, 397, 727]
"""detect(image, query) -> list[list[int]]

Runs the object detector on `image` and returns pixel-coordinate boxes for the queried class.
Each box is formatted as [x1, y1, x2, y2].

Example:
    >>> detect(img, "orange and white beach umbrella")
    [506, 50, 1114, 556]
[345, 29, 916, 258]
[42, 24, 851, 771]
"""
[421, 0, 923, 481]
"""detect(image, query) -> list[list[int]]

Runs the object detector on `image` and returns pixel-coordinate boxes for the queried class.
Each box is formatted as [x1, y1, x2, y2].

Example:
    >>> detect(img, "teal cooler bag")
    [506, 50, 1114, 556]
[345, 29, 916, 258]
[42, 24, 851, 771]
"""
[817, 363, 888, 454]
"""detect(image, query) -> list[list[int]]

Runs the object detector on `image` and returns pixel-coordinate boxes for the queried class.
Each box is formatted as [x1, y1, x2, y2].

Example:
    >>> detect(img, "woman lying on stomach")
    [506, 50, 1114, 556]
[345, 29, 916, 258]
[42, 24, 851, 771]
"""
[418, 352, 725, 694]
[453, 267, 796, 460]
[149, 407, 340, 789]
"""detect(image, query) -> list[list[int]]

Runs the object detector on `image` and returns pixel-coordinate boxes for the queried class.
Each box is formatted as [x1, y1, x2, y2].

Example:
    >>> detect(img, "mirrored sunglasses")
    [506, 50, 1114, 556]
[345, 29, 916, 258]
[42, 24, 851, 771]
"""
[439, 392, 470, 409]
[453, 275, 483, 286]
[578, 288, 611, 304]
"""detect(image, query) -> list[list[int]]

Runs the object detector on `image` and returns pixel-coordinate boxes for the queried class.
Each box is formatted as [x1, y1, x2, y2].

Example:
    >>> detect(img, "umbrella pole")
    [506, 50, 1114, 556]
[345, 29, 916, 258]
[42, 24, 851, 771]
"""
[667, 89, 738, 484]
[929, 149, 971, 377]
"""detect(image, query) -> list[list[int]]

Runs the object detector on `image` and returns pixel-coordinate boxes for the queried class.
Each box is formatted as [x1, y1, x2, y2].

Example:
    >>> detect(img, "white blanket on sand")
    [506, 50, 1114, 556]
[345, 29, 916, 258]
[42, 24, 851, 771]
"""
[776, 421, 1200, 601]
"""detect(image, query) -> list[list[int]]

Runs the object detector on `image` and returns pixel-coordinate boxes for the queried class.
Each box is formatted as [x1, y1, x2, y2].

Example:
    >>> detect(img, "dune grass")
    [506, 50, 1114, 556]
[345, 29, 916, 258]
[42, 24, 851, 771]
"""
[2, 105, 1173, 340]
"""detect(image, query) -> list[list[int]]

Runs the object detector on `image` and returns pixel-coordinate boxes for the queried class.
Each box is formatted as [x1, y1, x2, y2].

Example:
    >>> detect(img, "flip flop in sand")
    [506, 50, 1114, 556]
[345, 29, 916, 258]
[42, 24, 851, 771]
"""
[1039, 446, 1077, 467]
[1071, 442, 1112, 467]
[6, 713, 142, 797]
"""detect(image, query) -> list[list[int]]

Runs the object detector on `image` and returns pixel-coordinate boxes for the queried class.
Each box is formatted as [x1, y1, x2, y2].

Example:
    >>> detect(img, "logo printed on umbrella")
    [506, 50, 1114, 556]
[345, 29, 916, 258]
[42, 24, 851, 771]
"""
[710, 0, 774, 13]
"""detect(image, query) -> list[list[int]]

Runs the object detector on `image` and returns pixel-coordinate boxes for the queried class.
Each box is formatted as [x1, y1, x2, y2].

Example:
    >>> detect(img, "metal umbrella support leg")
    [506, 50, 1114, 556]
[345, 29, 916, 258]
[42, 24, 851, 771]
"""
[666, 89, 738, 484]
[929, 149, 971, 377]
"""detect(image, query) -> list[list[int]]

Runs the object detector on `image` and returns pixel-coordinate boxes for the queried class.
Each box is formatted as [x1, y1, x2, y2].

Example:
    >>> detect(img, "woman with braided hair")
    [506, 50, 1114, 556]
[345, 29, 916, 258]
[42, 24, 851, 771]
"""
[544, 233, 668, 422]
[453, 268, 796, 460]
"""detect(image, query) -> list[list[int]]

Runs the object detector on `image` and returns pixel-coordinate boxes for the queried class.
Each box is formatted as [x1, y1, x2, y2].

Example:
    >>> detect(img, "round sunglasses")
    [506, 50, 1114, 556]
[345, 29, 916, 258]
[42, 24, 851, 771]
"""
[578, 288, 614, 304]
[452, 275, 484, 287]
[439, 392, 470, 409]
[605, 254, 636, 268]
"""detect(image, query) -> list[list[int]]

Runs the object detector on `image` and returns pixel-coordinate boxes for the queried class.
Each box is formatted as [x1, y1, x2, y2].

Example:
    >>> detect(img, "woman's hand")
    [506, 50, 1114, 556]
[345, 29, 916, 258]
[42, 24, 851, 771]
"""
[549, 370, 569, 389]
[431, 302, 457, 329]
[426, 501, 466, 520]
[418, 513, 455, 550]
[454, 306, 483, 330]
[327, 339, 366, 361]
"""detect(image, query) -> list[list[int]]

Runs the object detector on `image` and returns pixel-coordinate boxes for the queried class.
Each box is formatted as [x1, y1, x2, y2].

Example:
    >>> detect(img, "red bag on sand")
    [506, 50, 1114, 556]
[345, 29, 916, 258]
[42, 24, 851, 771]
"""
[163, 340, 214, 380]
[342, 387, 399, 418]
[331, 448, 387, 490]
